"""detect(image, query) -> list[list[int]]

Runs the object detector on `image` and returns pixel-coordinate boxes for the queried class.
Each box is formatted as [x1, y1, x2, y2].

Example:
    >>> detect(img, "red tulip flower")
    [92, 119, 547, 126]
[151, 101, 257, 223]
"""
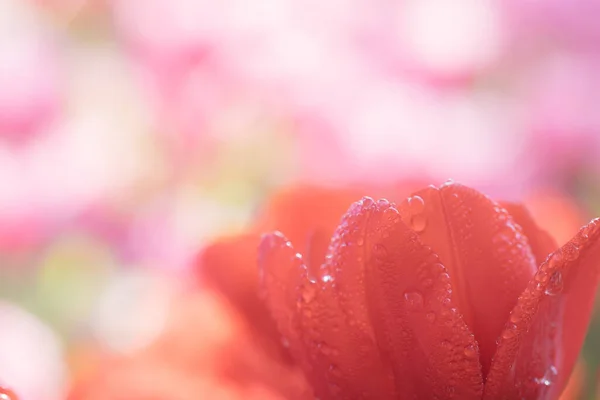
[257, 182, 599, 399]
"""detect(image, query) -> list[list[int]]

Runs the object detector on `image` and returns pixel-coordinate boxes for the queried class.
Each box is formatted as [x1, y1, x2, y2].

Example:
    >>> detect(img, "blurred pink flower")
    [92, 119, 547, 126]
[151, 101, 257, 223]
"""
[517, 54, 600, 180]
[0, 1, 63, 144]
[361, 0, 506, 84]
[504, 0, 600, 50]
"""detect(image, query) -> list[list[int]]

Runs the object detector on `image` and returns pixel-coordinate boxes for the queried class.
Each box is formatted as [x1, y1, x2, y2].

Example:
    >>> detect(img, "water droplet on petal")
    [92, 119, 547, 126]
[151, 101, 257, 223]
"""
[509, 311, 521, 324]
[535, 269, 549, 284]
[377, 198, 390, 207]
[356, 237, 364, 246]
[563, 243, 580, 261]
[407, 195, 425, 214]
[426, 312, 436, 322]
[361, 196, 374, 208]
[441, 178, 455, 187]
[302, 285, 317, 303]
[464, 344, 477, 358]
[410, 214, 428, 232]
[548, 251, 563, 269]
[533, 365, 558, 387]
[404, 291, 424, 310]
[545, 271, 563, 296]
[502, 324, 517, 339]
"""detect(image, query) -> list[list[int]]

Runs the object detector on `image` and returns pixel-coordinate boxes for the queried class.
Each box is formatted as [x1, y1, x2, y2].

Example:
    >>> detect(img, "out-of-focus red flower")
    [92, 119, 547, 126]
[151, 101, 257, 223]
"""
[198, 184, 421, 345]
[524, 189, 588, 246]
[72, 183, 598, 399]
[0, 387, 18, 400]
[68, 289, 311, 399]
[256, 182, 599, 399]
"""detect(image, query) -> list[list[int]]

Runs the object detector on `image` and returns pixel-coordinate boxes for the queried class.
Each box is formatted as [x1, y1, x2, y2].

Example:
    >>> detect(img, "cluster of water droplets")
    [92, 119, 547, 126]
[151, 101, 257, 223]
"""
[495, 218, 600, 397]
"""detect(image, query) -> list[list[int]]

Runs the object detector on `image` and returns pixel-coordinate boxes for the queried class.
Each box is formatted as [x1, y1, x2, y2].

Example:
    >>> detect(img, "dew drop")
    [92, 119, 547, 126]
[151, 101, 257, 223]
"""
[356, 237, 364, 246]
[535, 270, 549, 284]
[410, 214, 428, 233]
[502, 324, 517, 339]
[361, 197, 374, 208]
[533, 365, 558, 387]
[563, 244, 580, 262]
[426, 312, 436, 322]
[322, 274, 333, 283]
[548, 251, 563, 269]
[441, 178, 455, 187]
[408, 195, 426, 214]
[438, 272, 450, 283]
[463, 344, 477, 358]
[302, 285, 317, 303]
[404, 291, 424, 310]
[281, 337, 290, 348]
[580, 219, 599, 240]
[509, 311, 521, 324]
[377, 198, 390, 207]
[545, 271, 563, 296]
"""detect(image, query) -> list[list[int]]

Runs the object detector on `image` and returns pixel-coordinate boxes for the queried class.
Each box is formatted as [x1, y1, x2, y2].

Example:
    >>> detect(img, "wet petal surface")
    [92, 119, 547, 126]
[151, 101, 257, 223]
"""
[260, 198, 484, 399]
[484, 218, 600, 399]
[396, 183, 538, 377]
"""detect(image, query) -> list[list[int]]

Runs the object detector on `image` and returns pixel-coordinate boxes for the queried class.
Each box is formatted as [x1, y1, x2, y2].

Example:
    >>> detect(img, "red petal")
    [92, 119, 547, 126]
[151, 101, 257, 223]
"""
[365, 199, 484, 399]
[396, 183, 538, 377]
[501, 202, 558, 266]
[254, 186, 367, 255]
[254, 184, 420, 256]
[197, 235, 289, 363]
[484, 218, 600, 399]
[260, 198, 484, 399]
[259, 202, 397, 399]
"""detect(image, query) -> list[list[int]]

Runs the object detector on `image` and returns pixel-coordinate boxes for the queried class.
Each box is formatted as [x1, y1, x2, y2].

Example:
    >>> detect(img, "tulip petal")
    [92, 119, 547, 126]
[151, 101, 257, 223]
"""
[501, 202, 558, 265]
[197, 235, 290, 363]
[396, 183, 538, 377]
[198, 234, 261, 319]
[255, 186, 366, 255]
[365, 200, 484, 399]
[484, 218, 600, 399]
[260, 198, 484, 399]
[259, 200, 397, 399]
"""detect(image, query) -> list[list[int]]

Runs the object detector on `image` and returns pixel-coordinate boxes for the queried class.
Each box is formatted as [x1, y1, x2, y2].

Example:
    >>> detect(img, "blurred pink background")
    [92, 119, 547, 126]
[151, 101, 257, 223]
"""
[0, 0, 599, 398]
